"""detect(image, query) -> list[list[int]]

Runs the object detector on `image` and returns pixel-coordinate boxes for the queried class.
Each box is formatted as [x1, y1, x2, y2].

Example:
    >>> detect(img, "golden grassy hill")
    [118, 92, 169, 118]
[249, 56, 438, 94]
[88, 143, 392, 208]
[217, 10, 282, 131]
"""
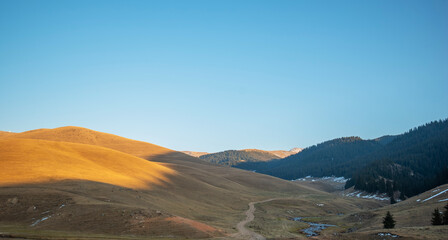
[9, 126, 172, 158]
[0, 130, 16, 138]
[0, 126, 323, 239]
[0, 138, 175, 189]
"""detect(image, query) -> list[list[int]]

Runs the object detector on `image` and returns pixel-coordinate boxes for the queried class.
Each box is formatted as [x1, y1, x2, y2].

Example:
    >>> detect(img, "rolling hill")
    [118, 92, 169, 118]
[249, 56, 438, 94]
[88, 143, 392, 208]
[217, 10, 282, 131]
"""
[0, 138, 175, 189]
[198, 148, 301, 166]
[5, 126, 173, 158]
[0, 126, 319, 239]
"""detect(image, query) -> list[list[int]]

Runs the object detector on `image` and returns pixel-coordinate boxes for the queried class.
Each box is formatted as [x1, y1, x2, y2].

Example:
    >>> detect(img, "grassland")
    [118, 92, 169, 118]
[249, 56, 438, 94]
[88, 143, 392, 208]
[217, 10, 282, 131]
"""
[1, 127, 447, 239]
[0, 127, 319, 239]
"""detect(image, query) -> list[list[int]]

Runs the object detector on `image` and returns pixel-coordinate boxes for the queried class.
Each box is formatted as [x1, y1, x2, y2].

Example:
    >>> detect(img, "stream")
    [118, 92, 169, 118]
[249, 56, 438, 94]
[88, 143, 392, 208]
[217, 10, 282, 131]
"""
[292, 217, 335, 237]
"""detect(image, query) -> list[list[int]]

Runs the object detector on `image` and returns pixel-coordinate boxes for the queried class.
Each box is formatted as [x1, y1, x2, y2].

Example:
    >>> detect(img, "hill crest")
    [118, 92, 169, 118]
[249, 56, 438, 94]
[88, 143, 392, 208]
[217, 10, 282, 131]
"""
[5, 126, 173, 158]
[0, 138, 176, 189]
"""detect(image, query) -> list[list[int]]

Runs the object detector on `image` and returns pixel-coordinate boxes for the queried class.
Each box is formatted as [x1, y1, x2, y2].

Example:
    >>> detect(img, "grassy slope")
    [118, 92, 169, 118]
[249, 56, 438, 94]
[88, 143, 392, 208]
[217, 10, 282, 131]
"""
[0, 138, 175, 189]
[8, 126, 172, 158]
[0, 130, 16, 138]
[0, 126, 321, 239]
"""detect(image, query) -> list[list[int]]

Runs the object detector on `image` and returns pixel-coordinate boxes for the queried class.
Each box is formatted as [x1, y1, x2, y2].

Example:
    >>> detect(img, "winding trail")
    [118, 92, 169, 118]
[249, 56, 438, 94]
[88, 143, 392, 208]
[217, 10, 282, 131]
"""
[235, 198, 279, 240]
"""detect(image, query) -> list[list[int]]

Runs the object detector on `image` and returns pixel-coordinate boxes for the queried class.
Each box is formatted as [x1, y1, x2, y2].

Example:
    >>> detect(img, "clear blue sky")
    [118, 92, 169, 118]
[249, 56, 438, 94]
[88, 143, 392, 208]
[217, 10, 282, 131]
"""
[1, 0, 447, 152]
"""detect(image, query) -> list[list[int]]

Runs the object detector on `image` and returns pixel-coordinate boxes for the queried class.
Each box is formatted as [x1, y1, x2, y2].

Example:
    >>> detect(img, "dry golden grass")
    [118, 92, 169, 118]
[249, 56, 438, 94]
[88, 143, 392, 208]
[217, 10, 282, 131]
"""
[181, 151, 209, 157]
[8, 126, 172, 158]
[0, 130, 16, 138]
[0, 138, 175, 189]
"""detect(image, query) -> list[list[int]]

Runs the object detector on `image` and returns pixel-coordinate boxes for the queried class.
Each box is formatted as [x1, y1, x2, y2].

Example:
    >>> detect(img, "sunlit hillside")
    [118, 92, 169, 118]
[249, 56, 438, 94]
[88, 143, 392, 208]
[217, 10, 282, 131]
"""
[0, 138, 175, 189]
[7, 126, 172, 158]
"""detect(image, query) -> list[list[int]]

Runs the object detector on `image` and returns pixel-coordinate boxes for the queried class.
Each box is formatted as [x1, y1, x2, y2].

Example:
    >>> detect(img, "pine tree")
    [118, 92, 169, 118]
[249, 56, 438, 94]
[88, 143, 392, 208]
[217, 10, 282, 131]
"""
[390, 196, 396, 204]
[431, 208, 443, 225]
[443, 203, 448, 225]
[383, 211, 395, 229]
[399, 191, 405, 200]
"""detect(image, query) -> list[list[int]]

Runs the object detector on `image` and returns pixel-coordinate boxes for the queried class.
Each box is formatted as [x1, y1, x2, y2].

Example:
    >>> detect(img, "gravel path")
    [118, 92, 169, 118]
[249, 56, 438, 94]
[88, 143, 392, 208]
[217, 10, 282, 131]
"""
[235, 198, 279, 240]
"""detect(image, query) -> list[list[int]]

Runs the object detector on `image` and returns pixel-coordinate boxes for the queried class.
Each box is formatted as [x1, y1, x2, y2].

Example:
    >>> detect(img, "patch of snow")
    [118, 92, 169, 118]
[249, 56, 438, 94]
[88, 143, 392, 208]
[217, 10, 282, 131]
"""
[31, 215, 51, 227]
[422, 188, 448, 202]
[416, 199, 421, 202]
[292, 178, 304, 181]
[343, 191, 389, 201]
[332, 177, 348, 183]
[438, 198, 448, 202]
[292, 176, 349, 183]
[321, 176, 349, 183]
[432, 189, 440, 192]
[317, 203, 324, 207]
[378, 232, 399, 238]
[59, 204, 65, 209]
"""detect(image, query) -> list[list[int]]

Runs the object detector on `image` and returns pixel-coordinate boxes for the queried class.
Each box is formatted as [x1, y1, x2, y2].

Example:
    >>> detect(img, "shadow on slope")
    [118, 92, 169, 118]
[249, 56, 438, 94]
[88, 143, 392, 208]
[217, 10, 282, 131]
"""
[0, 180, 224, 239]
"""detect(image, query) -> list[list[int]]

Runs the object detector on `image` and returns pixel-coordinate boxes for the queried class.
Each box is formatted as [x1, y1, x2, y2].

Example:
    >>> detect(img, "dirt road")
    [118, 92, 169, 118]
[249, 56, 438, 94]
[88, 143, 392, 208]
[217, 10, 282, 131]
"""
[235, 198, 278, 240]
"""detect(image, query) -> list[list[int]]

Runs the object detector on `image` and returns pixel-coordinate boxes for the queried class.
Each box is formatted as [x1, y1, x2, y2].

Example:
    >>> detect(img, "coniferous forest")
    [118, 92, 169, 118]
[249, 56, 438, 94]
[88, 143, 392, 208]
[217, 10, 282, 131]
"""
[346, 119, 448, 199]
[235, 119, 448, 199]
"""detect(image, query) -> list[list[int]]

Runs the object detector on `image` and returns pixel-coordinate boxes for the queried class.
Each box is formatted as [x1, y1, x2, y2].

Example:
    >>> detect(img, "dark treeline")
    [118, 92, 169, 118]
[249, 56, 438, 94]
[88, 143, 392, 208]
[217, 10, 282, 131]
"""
[236, 136, 387, 179]
[236, 119, 448, 199]
[345, 119, 448, 199]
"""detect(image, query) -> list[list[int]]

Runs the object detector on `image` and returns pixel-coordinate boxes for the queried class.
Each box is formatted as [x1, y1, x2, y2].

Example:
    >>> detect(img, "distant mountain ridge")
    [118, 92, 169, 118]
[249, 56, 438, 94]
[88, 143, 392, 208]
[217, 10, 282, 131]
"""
[181, 151, 209, 157]
[197, 148, 302, 166]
